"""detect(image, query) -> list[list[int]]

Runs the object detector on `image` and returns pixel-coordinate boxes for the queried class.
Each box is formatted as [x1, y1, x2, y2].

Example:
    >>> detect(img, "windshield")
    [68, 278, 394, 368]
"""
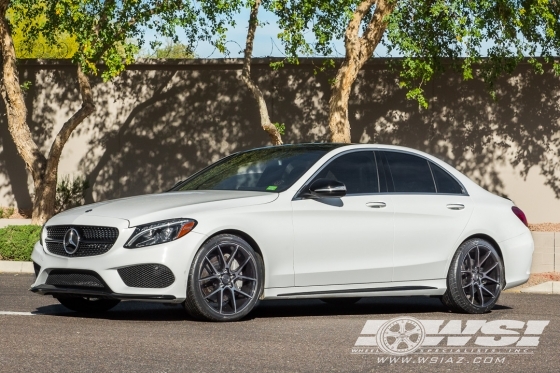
[172, 145, 341, 193]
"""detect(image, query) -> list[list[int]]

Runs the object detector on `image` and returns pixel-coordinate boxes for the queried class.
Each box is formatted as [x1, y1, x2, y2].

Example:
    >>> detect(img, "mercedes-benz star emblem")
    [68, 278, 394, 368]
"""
[63, 228, 80, 255]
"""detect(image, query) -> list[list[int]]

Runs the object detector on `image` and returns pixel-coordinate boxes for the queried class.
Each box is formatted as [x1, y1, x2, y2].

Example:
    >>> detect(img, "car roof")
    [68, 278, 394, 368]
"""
[243, 143, 429, 154]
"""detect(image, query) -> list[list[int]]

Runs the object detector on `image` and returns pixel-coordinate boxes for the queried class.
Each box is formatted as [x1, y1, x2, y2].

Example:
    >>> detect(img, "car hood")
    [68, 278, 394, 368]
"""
[50, 190, 279, 227]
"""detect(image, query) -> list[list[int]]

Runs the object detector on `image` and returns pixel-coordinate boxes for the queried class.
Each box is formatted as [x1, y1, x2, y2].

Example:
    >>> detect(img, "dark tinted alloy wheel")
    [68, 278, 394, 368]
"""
[184, 234, 264, 322]
[442, 238, 503, 314]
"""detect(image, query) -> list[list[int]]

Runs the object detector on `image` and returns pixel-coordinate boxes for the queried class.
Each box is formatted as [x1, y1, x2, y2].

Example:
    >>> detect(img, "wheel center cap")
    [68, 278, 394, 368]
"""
[222, 274, 231, 285]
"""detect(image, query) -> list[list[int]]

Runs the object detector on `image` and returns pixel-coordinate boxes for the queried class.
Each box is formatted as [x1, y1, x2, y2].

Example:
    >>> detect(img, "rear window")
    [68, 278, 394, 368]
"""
[430, 162, 465, 194]
[380, 151, 436, 193]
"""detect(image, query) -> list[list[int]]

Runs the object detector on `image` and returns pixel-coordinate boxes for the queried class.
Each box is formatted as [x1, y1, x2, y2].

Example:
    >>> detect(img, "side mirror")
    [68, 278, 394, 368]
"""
[307, 178, 346, 198]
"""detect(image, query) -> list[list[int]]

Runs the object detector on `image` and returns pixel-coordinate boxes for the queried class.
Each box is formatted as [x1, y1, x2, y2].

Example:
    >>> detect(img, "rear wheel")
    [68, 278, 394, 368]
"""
[184, 234, 264, 322]
[442, 238, 503, 314]
[57, 296, 120, 313]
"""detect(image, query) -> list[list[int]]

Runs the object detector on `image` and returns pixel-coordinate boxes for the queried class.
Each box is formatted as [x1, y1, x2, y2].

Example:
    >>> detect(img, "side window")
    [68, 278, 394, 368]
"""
[430, 162, 465, 194]
[381, 151, 436, 193]
[312, 151, 379, 194]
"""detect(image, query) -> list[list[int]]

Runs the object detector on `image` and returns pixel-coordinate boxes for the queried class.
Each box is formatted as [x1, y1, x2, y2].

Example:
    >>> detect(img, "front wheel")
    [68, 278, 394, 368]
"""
[57, 296, 120, 313]
[442, 238, 504, 314]
[184, 234, 264, 322]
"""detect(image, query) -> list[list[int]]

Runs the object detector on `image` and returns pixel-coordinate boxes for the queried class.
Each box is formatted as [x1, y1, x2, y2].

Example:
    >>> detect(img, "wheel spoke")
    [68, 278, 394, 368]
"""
[398, 320, 407, 334]
[219, 289, 224, 314]
[406, 326, 421, 336]
[403, 338, 416, 349]
[234, 287, 253, 299]
[385, 331, 401, 338]
[483, 262, 499, 274]
[199, 274, 220, 283]
[480, 285, 496, 298]
[236, 275, 257, 282]
[479, 250, 492, 267]
[234, 256, 252, 274]
[462, 280, 473, 289]
[483, 275, 499, 284]
[470, 283, 476, 304]
[204, 287, 221, 300]
[228, 245, 239, 268]
[217, 245, 228, 270]
[476, 246, 481, 267]
[389, 337, 402, 349]
[478, 285, 485, 306]
[229, 287, 237, 313]
[204, 257, 219, 275]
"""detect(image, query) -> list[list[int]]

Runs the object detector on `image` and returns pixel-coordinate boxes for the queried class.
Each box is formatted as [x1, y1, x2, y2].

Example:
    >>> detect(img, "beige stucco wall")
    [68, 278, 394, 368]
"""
[0, 58, 559, 222]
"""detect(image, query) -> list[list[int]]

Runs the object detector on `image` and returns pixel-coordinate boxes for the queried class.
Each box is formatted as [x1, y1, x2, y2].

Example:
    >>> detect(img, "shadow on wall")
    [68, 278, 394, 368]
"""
[0, 59, 558, 210]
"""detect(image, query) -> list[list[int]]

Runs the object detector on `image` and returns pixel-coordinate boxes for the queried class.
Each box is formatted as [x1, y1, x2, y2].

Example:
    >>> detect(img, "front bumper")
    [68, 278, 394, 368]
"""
[30, 227, 208, 303]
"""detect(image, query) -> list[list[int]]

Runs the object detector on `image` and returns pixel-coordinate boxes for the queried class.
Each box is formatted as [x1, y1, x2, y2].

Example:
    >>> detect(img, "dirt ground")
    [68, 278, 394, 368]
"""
[504, 272, 560, 293]
[528, 223, 560, 232]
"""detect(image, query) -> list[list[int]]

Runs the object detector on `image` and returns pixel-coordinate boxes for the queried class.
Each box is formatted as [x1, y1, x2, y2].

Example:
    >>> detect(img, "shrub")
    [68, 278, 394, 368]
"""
[0, 206, 15, 219]
[55, 176, 89, 214]
[0, 225, 41, 261]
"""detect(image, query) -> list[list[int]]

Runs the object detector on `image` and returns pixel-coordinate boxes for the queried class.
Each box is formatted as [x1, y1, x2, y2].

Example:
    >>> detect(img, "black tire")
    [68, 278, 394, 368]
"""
[442, 238, 504, 314]
[320, 297, 361, 305]
[184, 234, 264, 322]
[57, 296, 120, 313]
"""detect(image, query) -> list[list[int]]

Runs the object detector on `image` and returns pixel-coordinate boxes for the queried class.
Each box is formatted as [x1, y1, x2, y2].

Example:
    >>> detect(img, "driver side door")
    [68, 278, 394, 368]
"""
[291, 151, 394, 287]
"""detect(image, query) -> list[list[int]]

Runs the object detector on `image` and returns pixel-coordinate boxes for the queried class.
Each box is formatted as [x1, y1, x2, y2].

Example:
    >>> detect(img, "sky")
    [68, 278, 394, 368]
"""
[144, 8, 391, 59]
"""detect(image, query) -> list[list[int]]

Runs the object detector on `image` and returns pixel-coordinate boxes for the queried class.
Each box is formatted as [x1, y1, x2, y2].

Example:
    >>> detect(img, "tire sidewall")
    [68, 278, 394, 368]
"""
[186, 234, 264, 322]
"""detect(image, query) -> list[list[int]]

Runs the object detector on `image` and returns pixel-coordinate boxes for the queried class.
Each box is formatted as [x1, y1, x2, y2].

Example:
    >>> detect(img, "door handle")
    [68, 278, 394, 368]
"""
[446, 204, 465, 210]
[366, 202, 386, 208]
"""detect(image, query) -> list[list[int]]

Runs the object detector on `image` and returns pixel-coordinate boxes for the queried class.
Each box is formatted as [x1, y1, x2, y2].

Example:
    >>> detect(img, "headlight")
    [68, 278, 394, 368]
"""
[124, 219, 197, 248]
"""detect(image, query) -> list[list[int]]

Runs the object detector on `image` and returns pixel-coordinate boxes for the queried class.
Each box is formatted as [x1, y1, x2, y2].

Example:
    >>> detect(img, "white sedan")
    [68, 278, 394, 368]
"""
[30, 144, 533, 321]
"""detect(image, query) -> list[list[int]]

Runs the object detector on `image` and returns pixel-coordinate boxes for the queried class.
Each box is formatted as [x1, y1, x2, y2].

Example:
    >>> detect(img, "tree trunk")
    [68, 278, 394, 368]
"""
[328, 0, 395, 143]
[0, 3, 95, 224]
[240, 0, 283, 145]
[30, 67, 95, 225]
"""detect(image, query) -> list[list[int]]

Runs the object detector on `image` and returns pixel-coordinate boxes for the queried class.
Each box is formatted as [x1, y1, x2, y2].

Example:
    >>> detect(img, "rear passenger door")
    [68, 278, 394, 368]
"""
[376, 151, 473, 282]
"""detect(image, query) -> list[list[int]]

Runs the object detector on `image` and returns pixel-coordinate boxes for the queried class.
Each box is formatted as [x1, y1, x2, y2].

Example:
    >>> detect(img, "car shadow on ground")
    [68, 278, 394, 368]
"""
[33, 296, 512, 322]
[250, 297, 512, 319]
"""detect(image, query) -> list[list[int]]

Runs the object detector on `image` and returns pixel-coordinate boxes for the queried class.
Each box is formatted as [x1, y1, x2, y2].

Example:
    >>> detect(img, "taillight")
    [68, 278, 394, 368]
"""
[512, 206, 528, 227]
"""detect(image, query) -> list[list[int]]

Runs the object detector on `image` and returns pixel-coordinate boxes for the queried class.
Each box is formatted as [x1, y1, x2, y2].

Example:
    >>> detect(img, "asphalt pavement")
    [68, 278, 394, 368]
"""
[1, 273, 559, 373]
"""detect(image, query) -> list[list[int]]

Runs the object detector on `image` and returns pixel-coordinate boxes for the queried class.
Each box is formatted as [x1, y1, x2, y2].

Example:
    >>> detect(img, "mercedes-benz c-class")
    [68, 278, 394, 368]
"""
[30, 144, 533, 321]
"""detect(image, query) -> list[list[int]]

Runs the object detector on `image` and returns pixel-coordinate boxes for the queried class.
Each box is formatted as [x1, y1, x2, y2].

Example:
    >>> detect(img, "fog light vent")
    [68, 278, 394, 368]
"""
[117, 264, 175, 288]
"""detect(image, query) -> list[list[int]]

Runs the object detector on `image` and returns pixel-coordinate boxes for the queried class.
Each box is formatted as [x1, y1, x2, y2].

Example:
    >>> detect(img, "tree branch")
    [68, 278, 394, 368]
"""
[344, 0, 377, 59]
[240, 0, 283, 145]
[359, 0, 395, 63]
[45, 65, 95, 177]
[0, 4, 46, 180]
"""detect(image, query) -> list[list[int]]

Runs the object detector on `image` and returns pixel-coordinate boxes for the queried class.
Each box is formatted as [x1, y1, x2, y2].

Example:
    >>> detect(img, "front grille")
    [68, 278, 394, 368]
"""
[45, 225, 119, 257]
[118, 264, 175, 288]
[46, 270, 107, 289]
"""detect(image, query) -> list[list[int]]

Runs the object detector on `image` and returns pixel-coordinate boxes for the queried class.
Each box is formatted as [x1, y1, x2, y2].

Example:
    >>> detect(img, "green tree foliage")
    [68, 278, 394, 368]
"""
[140, 39, 196, 59]
[267, 0, 560, 142]
[12, 0, 201, 80]
[2, 0, 232, 224]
